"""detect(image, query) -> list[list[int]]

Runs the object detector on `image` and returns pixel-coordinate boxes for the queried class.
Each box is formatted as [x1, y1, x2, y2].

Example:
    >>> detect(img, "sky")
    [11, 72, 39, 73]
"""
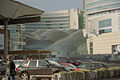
[16, 0, 83, 11]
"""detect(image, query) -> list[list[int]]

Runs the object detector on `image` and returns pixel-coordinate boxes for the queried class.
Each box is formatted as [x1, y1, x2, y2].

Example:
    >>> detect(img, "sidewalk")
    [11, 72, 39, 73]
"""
[102, 77, 120, 80]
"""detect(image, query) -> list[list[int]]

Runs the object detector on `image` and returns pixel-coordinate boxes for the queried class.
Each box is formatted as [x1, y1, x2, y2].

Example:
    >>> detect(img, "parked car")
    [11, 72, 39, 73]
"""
[59, 59, 82, 66]
[0, 60, 6, 75]
[13, 60, 26, 68]
[60, 63, 82, 71]
[77, 62, 109, 70]
[17, 60, 69, 80]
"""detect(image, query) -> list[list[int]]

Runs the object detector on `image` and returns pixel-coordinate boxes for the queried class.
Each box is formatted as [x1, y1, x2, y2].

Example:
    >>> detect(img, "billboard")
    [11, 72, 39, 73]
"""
[0, 34, 4, 49]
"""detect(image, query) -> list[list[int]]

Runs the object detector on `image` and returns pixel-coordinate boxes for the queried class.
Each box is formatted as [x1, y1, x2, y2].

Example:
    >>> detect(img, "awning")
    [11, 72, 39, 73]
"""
[0, 0, 44, 19]
[0, 0, 44, 59]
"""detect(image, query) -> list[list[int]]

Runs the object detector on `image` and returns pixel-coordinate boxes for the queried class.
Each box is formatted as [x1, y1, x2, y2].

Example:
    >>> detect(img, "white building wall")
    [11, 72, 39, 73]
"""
[69, 8, 79, 29]
[87, 13, 120, 54]
[40, 8, 80, 29]
[87, 13, 119, 36]
[93, 32, 120, 54]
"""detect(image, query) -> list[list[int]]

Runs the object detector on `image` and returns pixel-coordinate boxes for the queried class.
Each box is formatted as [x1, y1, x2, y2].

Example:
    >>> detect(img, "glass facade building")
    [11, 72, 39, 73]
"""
[7, 8, 82, 50]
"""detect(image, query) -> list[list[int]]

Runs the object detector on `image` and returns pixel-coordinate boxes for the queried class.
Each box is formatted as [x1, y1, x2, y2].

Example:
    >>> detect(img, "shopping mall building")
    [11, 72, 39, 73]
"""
[85, 0, 120, 54]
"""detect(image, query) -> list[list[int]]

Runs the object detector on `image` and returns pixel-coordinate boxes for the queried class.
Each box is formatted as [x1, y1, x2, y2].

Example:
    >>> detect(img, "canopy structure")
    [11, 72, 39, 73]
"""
[0, 0, 44, 59]
[0, 0, 44, 19]
[9, 50, 53, 54]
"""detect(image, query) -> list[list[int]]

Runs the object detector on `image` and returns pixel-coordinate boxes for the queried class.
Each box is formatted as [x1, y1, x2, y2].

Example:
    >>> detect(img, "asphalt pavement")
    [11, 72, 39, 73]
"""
[102, 77, 120, 80]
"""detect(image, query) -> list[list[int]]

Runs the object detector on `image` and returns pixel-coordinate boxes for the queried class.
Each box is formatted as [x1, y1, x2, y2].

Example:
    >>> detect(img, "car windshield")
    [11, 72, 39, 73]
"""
[14, 60, 25, 64]
[48, 61, 61, 67]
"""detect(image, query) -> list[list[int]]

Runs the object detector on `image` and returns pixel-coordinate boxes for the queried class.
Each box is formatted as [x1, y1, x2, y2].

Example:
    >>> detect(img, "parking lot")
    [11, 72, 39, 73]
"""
[1, 58, 120, 80]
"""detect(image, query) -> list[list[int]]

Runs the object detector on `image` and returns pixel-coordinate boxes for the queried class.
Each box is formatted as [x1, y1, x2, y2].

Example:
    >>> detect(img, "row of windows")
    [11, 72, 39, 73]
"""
[25, 27, 69, 32]
[41, 16, 69, 19]
[25, 20, 69, 25]
[99, 19, 112, 28]
[87, 3, 120, 13]
[26, 23, 69, 27]
[88, 9, 120, 17]
[86, 0, 120, 7]
[26, 26, 69, 29]
[99, 28, 112, 34]
[40, 20, 69, 23]
[42, 13, 68, 16]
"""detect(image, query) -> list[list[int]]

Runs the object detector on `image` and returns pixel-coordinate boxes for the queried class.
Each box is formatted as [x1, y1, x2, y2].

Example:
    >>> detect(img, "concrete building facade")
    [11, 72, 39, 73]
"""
[85, 0, 120, 54]
[25, 8, 81, 32]
[92, 32, 120, 54]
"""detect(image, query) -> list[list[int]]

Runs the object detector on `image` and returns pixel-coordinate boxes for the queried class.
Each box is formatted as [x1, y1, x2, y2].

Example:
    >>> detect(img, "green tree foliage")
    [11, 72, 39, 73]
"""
[79, 14, 85, 29]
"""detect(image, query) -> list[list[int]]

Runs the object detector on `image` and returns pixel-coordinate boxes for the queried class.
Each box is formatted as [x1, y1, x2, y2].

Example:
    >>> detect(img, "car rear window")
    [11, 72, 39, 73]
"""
[28, 61, 37, 67]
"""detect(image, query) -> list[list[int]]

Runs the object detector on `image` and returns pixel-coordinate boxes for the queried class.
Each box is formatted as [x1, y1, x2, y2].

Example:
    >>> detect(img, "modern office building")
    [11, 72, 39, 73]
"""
[85, 0, 120, 54]
[7, 8, 84, 51]
[25, 8, 82, 32]
[8, 24, 26, 51]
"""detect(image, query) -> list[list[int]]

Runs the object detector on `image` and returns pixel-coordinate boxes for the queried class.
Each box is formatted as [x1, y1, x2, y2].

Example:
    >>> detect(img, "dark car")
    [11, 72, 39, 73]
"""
[0, 60, 6, 75]
[13, 60, 26, 68]
[59, 59, 82, 66]
[60, 63, 83, 71]
[17, 60, 68, 80]
[77, 62, 109, 70]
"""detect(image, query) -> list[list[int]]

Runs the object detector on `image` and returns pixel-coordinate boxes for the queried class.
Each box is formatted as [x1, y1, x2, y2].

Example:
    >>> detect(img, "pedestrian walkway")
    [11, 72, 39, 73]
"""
[102, 77, 120, 80]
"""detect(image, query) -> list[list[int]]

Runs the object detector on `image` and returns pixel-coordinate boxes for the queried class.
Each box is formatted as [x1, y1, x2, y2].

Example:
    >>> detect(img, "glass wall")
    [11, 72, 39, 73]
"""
[99, 19, 112, 28]
[86, 0, 120, 13]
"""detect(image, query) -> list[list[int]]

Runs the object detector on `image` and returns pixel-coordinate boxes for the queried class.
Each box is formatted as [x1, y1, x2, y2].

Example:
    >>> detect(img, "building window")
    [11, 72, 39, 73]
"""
[90, 42, 93, 54]
[99, 19, 112, 28]
[99, 28, 112, 34]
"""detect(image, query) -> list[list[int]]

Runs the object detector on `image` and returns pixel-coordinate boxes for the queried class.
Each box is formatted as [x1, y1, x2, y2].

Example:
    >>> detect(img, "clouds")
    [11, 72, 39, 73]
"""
[15, 0, 83, 11]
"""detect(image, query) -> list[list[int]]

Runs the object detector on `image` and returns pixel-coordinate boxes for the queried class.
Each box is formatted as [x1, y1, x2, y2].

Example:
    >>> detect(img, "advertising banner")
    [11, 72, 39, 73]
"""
[0, 34, 4, 49]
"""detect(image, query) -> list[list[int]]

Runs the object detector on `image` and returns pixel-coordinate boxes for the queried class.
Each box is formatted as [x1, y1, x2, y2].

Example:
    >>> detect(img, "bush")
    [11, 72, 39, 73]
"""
[56, 67, 120, 80]
[83, 70, 90, 80]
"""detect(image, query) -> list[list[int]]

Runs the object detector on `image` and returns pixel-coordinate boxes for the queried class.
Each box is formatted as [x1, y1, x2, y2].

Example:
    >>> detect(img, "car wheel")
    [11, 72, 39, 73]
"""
[20, 72, 29, 80]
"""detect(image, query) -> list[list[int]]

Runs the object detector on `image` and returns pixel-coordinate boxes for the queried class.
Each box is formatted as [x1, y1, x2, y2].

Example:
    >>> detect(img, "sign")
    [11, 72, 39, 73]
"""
[0, 34, 4, 49]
